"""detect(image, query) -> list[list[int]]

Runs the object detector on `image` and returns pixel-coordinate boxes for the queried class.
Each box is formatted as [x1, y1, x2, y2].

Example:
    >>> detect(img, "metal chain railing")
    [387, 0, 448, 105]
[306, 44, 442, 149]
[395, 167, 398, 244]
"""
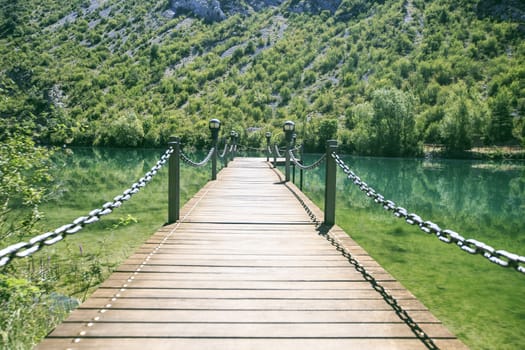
[180, 147, 215, 167]
[218, 142, 229, 159]
[273, 144, 283, 158]
[332, 152, 525, 275]
[0, 147, 174, 268]
[289, 150, 326, 171]
[284, 179, 438, 350]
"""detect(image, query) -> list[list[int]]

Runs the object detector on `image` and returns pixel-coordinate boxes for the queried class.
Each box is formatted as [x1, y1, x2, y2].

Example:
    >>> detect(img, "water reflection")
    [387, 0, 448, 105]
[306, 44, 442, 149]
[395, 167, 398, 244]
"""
[299, 154, 525, 247]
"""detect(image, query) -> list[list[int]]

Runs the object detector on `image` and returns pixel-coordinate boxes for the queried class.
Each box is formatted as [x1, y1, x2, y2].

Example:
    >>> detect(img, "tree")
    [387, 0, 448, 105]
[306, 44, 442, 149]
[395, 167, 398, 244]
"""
[513, 116, 525, 147]
[318, 118, 338, 149]
[369, 88, 419, 156]
[439, 84, 473, 152]
[94, 113, 145, 147]
[488, 88, 514, 144]
[0, 134, 53, 241]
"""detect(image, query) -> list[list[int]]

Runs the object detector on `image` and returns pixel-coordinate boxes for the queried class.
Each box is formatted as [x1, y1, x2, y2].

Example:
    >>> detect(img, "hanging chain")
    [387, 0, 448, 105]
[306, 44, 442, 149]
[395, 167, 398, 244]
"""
[218, 142, 229, 159]
[273, 144, 283, 158]
[332, 152, 525, 275]
[180, 147, 215, 167]
[289, 150, 326, 171]
[0, 147, 174, 268]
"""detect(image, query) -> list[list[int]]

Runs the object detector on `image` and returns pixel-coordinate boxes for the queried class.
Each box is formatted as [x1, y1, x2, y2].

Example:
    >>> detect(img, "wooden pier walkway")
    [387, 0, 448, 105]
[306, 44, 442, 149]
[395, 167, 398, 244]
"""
[36, 158, 467, 350]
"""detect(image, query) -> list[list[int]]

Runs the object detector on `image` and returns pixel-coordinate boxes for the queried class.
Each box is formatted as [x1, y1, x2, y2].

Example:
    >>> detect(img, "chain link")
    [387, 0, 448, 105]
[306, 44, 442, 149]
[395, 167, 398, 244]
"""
[180, 147, 215, 167]
[332, 152, 525, 275]
[0, 147, 174, 268]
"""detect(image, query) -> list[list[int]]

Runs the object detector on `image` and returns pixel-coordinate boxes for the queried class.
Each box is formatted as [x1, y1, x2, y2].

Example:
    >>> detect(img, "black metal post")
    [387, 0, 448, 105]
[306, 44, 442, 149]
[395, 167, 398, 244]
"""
[324, 140, 338, 226]
[222, 137, 228, 168]
[168, 136, 180, 224]
[285, 143, 291, 182]
[299, 144, 304, 191]
[273, 143, 277, 168]
[283, 121, 295, 182]
[233, 132, 238, 159]
[209, 119, 221, 181]
[291, 133, 296, 183]
[211, 145, 217, 180]
[266, 132, 271, 162]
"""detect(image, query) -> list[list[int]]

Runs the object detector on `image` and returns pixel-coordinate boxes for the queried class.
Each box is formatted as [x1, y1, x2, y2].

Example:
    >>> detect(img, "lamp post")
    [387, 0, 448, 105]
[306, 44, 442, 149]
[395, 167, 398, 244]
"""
[229, 131, 236, 161]
[283, 121, 295, 182]
[291, 133, 297, 183]
[265, 132, 271, 162]
[209, 118, 221, 180]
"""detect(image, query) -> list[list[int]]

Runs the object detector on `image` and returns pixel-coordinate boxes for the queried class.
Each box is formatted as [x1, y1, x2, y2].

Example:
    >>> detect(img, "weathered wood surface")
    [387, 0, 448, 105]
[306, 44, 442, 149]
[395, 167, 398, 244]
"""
[36, 158, 468, 350]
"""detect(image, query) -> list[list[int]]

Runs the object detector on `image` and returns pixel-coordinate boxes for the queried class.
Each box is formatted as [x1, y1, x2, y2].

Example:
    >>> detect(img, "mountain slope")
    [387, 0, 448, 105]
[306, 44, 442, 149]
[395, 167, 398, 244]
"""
[0, 0, 523, 154]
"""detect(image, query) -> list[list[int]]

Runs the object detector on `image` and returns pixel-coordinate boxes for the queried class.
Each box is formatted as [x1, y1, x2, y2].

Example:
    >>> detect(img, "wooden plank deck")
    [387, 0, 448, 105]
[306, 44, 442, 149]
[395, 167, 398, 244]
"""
[36, 158, 468, 350]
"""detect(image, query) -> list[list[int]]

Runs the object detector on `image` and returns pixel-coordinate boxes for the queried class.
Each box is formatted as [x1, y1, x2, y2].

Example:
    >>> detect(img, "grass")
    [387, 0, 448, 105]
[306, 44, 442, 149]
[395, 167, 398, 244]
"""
[298, 160, 525, 350]
[0, 147, 213, 349]
[334, 209, 524, 350]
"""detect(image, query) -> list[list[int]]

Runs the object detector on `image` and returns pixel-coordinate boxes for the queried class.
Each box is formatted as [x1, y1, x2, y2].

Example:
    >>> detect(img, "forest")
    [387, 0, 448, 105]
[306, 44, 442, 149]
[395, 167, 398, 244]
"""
[0, 0, 524, 156]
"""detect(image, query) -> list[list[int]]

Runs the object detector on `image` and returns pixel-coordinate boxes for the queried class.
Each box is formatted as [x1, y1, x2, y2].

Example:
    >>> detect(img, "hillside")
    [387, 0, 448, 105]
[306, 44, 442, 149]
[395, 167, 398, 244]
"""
[0, 0, 524, 155]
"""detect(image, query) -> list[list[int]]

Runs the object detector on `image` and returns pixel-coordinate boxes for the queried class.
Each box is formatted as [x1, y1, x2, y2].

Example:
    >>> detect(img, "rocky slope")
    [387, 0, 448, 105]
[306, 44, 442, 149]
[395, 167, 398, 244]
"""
[169, 0, 343, 21]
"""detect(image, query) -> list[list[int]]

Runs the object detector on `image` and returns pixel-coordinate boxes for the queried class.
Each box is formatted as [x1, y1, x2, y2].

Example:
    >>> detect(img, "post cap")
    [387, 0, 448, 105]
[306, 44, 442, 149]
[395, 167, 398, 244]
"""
[283, 120, 295, 132]
[209, 118, 221, 130]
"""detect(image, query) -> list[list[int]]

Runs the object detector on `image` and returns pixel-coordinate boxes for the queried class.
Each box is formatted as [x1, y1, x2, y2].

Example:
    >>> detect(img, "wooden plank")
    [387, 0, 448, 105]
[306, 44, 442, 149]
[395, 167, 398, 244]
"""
[77, 297, 416, 311]
[98, 279, 408, 291]
[48, 322, 452, 338]
[36, 338, 436, 350]
[35, 158, 467, 350]
[88, 287, 408, 300]
[64, 309, 440, 324]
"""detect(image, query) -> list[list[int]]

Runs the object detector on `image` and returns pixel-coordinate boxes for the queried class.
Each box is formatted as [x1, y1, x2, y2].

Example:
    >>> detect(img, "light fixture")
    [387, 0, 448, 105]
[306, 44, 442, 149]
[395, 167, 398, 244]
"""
[283, 120, 295, 132]
[209, 118, 221, 130]
[283, 121, 295, 143]
[209, 118, 221, 142]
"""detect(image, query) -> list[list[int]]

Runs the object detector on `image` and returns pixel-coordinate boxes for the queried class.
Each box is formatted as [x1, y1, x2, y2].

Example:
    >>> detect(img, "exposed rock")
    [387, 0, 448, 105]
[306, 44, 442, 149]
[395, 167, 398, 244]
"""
[171, 0, 226, 22]
[288, 0, 342, 15]
[170, 0, 343, 22]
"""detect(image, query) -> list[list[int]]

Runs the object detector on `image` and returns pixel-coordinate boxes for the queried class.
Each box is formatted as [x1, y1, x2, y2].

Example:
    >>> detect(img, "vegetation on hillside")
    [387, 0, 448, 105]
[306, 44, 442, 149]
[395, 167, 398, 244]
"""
[0, 0, 523, 155]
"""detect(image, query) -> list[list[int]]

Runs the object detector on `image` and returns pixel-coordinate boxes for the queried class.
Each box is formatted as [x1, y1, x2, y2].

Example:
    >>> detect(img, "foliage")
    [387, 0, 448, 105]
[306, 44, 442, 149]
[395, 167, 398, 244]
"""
[0, 148, 212, 348]
[0, 273, 75, 349]
[0, 0, 522, 155]
[0, 134, 53, 241]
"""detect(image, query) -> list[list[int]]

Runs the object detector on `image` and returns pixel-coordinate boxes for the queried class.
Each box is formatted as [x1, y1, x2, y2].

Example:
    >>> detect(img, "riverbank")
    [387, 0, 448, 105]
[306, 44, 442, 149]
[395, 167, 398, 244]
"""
[424, 145, 525, 160]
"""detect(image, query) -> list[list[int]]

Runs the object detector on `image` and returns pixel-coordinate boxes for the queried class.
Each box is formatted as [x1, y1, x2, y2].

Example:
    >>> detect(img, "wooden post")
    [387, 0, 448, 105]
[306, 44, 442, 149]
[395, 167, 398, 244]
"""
[168, 136, 180, 224]
[324, 140, 338, 226]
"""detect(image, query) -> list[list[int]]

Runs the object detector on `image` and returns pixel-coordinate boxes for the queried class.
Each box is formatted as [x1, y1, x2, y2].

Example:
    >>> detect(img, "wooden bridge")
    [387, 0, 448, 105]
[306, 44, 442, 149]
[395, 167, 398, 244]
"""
[36, 158, 467, 350]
